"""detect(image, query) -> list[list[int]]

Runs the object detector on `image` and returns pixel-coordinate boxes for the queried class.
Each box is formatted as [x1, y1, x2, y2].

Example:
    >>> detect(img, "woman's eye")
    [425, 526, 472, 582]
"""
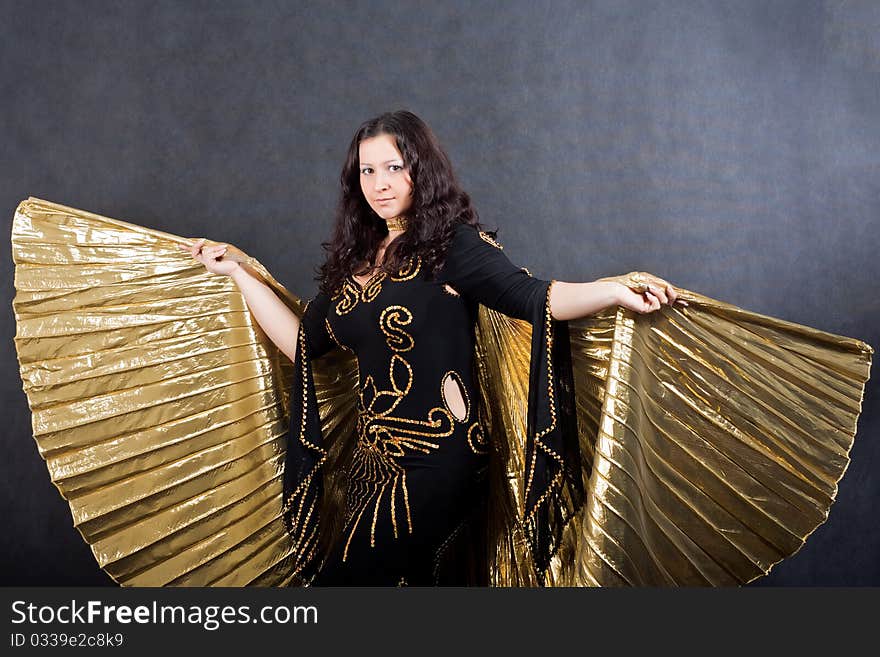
[389, 165, 402, 172]
[360, 168, 372, 175]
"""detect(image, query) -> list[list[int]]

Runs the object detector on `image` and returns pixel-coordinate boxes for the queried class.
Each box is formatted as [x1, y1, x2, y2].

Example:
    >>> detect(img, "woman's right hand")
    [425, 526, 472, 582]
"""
[178, 238, 242, 276]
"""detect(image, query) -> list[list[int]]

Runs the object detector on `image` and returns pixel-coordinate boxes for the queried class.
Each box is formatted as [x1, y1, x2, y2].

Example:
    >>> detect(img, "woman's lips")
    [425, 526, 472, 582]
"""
[376, 197, 394, 204]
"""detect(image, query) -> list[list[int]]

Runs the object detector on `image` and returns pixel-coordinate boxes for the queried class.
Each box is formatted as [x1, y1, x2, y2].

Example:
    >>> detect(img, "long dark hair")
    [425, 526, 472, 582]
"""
[317, 110, 484, 295]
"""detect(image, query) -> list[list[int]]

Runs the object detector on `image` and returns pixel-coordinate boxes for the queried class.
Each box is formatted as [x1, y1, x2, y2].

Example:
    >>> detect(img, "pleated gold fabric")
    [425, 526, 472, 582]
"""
[477, 294, 873, 585]
[11, 197, 873, 586]
[12, 197, 319, 586]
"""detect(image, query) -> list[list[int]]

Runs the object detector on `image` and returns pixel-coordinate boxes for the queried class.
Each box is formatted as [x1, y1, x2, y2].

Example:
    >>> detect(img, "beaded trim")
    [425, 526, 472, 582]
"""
[523, 280, 565, 520]
[379, 305, 415, 352]
[478, 231, 504, 250]
[281, 320, 328, 578]
[325, 317, 351, 352]
[467, 421, 489, 455]
[334, 257, 421, 315]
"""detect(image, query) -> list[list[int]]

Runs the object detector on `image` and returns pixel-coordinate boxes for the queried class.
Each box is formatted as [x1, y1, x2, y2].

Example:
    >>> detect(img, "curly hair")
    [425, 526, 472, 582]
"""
[317, 110, 486, 295]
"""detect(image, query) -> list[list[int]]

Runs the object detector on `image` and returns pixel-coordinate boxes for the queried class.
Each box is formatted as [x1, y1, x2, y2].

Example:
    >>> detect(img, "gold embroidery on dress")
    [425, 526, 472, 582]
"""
[432, 515, 470, 582]
[390, 255, 421, 281]
[332, 280, 360, 316]
[325, 317, 351, 352]
[467, 421, 489, 455]
[479, 231, 504, 250]
[380, 306, 415, 352]
[333, 256, 421, 315]
[361, 271, 386, 302]
[344, 387, 458, 559]
[342, 303, 464, 561]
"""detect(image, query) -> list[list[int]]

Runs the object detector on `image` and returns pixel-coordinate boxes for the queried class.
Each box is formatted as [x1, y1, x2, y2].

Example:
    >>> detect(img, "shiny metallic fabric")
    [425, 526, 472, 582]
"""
[477, 291, 873, 586]
[11, 197, 873, 586]
[12, 198, 303, 585]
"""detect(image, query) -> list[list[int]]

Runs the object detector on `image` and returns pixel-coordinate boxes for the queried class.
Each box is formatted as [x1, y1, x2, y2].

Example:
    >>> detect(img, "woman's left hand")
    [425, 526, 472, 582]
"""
[601, 271, 687, 315]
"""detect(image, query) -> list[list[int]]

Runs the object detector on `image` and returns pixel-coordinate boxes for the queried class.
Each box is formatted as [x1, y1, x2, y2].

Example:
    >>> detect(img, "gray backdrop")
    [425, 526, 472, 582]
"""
[1, 0, 877, 585]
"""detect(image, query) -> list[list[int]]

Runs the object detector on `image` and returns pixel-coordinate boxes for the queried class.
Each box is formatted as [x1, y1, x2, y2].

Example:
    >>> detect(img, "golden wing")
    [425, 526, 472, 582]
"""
[475, 286, 873, 586]
[11, 197, 358, 586]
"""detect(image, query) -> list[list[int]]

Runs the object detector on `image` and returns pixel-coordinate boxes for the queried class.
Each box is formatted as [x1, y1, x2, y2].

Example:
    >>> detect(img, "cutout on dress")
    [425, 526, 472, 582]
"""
[442, 371, 469, 422]
[442, 283, 460, 297]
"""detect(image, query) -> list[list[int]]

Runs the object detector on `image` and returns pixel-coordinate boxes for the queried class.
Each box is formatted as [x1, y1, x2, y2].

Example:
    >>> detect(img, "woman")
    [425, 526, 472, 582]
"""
[12, 112, 870, 588]
[182, 110, 684, 585]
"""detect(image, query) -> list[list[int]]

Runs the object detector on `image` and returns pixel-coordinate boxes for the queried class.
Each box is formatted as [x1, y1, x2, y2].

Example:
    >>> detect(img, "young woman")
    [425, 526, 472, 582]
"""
[12, 111, 870, 587]
[182, 110, 683, 585]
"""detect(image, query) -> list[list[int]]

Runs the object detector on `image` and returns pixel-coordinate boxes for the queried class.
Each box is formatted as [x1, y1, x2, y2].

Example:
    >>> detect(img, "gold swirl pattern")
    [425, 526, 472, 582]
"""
[380, 306, 415, 352]
[467, 421, 489, 455]
[390, 256, 421, 281]
[331, 281, 360, 316]
[333, 256, 421, 315]
[361, 271, 386, 302]
[342, 303, 462, 560]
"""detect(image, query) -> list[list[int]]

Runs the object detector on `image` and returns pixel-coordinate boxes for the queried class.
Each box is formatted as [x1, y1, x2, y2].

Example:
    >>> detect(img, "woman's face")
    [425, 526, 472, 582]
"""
[358, 133, 414, 221]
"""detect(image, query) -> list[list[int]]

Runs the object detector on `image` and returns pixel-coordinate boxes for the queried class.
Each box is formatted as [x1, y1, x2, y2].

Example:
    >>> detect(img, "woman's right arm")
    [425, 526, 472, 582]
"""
[181, 239, 300, 363]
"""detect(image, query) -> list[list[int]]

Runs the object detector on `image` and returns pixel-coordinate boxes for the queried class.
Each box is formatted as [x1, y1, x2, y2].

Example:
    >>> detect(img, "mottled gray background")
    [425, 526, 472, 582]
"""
[1, 0, 877, 585]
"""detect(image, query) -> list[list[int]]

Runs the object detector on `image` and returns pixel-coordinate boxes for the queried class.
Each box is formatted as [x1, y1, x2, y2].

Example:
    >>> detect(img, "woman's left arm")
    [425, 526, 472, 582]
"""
[549, 274, 686, 321]
[439, 223, 685, 322]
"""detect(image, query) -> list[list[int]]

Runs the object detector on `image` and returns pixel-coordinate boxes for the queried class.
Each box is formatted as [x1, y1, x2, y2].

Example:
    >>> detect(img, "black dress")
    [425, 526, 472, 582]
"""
[284, 222, 573, 586]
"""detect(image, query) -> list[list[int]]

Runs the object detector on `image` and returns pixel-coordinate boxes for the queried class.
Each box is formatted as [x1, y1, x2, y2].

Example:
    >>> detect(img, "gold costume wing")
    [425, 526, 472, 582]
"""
[11, 197, 358, 586]
[476, 290, 873, 585]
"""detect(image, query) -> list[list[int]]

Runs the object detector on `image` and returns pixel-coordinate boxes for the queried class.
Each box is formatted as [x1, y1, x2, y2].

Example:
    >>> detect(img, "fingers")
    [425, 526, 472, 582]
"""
[178, 239, 229, 268]
[656, 281, 689, 307]
[186, 238, 206, 259]
[201, 245, 227, 264]
[645, 284, 668, 305]
[643, 274, 689, 309]
[640, 278, 689, 312]
[642, 288, 661, 312]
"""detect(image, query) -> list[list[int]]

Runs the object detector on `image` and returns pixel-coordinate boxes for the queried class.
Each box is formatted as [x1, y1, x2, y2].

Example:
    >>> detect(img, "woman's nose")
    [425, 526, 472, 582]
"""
[374, 173, 390, 191]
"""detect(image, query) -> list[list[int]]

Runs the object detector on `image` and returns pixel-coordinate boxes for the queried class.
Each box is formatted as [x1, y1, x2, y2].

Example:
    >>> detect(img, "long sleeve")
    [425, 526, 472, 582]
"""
[439, 223, 585, 580]
[280, 291, 334, 582]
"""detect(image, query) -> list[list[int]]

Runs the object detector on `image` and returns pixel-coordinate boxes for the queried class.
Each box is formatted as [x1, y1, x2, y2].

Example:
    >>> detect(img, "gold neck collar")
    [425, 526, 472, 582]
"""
[384, 215, 409, 232]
